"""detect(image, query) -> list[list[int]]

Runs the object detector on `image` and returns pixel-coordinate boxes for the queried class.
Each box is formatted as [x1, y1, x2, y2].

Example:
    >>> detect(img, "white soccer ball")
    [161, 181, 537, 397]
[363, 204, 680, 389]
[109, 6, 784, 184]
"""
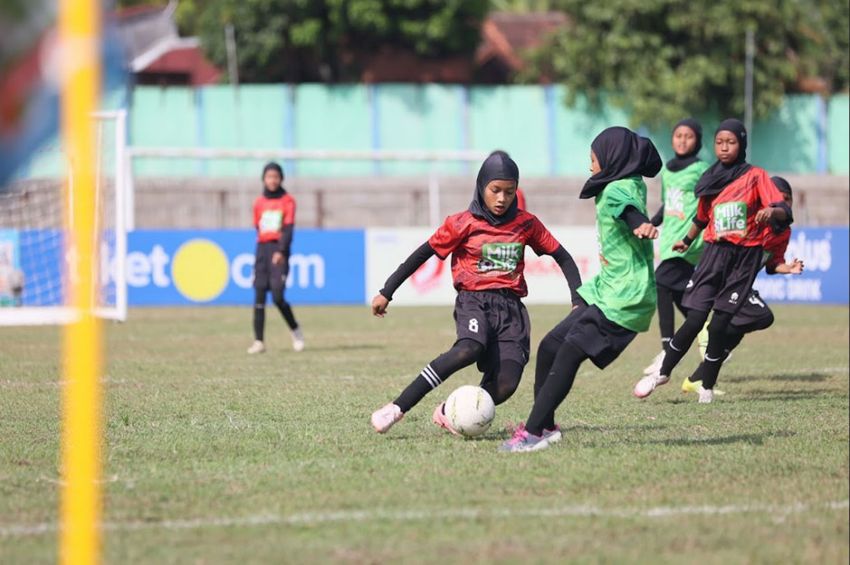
[444, 385, 496, 438]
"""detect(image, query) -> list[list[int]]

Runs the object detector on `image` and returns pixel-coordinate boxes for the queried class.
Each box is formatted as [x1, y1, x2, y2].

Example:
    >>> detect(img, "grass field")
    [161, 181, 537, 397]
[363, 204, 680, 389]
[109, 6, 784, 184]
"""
[1, 304, 848, 564]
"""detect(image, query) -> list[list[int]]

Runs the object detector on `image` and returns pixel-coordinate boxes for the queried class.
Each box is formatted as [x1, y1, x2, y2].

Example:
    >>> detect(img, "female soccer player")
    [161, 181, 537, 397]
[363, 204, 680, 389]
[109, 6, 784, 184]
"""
[681, 176, 803, 392]
[500, 126, 662, 452]
[643, 118, 710, 375]
[634, 119, 792, 403]
[247, 162, 305, 354]
[370, 152, 583, 435]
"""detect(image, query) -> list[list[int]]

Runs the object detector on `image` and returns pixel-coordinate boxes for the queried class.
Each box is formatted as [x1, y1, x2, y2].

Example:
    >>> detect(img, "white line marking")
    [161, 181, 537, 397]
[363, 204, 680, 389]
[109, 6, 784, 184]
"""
[2, 500, 846, 537]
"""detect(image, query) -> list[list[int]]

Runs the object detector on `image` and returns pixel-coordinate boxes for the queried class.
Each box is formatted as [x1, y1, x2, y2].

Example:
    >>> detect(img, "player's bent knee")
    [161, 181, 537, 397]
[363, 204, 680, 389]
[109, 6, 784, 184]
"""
[453, 339, 485, 365]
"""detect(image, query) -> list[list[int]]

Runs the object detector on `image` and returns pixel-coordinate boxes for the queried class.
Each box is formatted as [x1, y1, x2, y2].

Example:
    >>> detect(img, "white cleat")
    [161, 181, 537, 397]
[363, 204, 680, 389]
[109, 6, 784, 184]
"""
[634, 373, 670, 398]
[291, 328, 305, 352]
[643, 350, 665, 375]
[698, 386, 714, 404]
[247, 340, 266, 354]
[371, 403, 403, 433]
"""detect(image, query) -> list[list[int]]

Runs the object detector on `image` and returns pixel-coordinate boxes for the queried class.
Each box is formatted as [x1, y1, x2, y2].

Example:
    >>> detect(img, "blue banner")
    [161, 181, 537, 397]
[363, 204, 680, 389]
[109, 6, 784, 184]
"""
[754, 227, 848, 304]
[126, 229, 365, 305]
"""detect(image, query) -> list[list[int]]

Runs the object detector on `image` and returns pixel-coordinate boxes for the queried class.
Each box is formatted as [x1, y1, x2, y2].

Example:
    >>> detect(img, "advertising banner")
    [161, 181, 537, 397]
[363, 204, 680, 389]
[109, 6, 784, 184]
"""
[126, 229, 364, 305]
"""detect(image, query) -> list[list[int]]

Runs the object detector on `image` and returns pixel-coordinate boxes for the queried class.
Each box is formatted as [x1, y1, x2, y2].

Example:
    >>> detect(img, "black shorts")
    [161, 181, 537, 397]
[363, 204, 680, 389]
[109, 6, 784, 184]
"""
[253, 241, 288, 291]
[681, 242, 764, 314]
[655, 258, 696, 292]
[544, 304, 637, 369]
[731, 290, 774, 330]
[453, 289, 531, 373]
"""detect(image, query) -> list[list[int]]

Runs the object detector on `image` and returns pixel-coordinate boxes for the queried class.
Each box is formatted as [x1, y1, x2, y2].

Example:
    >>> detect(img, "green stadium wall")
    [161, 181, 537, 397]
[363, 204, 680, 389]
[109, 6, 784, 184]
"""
[14, 86, 850, 178]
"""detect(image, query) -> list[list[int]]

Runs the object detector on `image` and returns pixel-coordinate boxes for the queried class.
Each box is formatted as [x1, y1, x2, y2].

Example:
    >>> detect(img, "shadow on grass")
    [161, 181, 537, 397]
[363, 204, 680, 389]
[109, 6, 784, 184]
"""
[645, 429, 796, 447]
[302, 344, 386, 352]
[741, 388, 838, 402]
[724, 372, 830, 384]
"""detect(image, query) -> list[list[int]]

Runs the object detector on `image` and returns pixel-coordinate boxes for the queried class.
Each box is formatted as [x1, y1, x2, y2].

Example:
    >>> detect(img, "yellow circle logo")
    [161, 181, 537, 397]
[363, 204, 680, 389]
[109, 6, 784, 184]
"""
[172, 239, 229, 302]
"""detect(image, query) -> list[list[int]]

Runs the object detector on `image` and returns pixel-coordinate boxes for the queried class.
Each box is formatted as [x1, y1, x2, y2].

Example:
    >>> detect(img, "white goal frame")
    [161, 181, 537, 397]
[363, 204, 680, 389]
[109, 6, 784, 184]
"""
[0, 110, 129, 325]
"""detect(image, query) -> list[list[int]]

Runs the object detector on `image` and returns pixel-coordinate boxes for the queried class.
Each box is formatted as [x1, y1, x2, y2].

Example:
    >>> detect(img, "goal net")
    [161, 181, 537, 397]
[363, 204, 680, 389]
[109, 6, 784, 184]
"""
[0, 110, 128, 325]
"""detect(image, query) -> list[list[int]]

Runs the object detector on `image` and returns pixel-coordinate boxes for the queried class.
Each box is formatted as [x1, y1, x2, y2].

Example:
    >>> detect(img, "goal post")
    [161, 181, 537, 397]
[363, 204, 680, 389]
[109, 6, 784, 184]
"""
[0, 109, 128, 325]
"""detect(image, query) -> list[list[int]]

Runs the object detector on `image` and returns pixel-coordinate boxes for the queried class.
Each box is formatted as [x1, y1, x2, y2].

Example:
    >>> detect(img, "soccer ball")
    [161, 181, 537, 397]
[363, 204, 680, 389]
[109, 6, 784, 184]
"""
[444, 385, 496, 438]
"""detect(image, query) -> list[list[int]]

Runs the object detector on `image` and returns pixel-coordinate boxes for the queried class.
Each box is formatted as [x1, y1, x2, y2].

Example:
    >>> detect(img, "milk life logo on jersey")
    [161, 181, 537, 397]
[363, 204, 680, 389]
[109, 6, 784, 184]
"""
[714, 201, 747, 238]
[664, 187, 685, 219]
[478, 242, 523, 273]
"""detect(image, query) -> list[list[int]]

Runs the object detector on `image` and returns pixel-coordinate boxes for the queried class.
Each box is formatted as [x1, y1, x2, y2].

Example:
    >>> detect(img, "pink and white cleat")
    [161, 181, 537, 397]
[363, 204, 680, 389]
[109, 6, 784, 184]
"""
[432, 402, 461, 436]
[506, 421, 562, 444]
[371, 403, 403, 433]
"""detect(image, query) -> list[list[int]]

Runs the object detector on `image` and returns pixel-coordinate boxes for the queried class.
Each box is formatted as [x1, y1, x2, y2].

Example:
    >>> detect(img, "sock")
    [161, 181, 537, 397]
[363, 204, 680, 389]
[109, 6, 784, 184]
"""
[659, 309, 709, 378]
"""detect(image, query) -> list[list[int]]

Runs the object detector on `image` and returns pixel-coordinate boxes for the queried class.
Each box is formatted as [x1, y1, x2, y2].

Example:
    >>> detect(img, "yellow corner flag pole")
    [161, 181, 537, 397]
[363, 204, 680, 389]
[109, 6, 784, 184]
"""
[59, 0, 103, 564]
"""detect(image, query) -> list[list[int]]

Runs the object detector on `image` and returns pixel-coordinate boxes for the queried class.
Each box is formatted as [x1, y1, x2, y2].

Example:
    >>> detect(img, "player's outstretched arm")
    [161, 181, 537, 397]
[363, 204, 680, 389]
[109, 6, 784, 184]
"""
[549, 245, 584, 308]
[620, 206, 658, 240]
[372, 242, 436, 317]
[673, 222, 702, 252]
[769, 258, 805, 275]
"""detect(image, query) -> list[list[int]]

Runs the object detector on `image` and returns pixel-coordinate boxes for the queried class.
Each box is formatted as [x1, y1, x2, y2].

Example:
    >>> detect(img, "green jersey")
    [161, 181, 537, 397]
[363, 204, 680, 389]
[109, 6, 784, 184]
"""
[577, 177, 656, 333]
[658, 161, 709, 264]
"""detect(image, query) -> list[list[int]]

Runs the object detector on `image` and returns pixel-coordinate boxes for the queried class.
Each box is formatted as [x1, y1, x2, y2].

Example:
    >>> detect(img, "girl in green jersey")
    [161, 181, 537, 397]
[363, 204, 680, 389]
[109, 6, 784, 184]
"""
[643, 118, 710, 375]
[501, 127, 661, 453]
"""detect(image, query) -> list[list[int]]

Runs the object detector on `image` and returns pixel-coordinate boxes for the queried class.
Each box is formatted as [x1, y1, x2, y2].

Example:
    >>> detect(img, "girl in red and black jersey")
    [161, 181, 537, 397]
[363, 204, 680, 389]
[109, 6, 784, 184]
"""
[634, 119, 792, 403]
[247, 162, 304, 354]
[683, 176, 803, 390]
[370, 152, 583, 434]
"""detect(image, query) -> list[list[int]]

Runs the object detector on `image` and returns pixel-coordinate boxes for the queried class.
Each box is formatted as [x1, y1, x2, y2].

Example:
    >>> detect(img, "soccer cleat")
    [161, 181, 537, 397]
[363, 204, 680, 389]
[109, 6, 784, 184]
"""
[682, 377, 726, 396]
[643, 350, 665, 375]
[246, 340, 266, 354]
[543, 424, 563, 444]
[499, 427, 550, 453]
[634, 373, 670, 398]
[681, 377, 702, 394]
[506, 421, 562, 444]
[371, 403, 403, 433]
[698, 386, 714, 404]
[291, 328, 305, 352]
[432, 402, 461, 436]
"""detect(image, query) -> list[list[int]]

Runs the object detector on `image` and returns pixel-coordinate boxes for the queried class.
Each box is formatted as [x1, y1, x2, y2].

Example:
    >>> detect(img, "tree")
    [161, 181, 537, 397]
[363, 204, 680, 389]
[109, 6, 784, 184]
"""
[175, 0, 488, 83]
[520, 0, 850, 127]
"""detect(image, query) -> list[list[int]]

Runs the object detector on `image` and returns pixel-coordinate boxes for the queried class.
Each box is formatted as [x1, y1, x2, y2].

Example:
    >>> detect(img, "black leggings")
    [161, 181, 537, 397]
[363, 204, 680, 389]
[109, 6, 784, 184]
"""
[656, 285, 687, 342]
[253, 287, 298, 340]
[689, 310, 775, 382]
[394, 339, 525, 413]
[660, 309, 736, 389]
[526, 340, 587, 436]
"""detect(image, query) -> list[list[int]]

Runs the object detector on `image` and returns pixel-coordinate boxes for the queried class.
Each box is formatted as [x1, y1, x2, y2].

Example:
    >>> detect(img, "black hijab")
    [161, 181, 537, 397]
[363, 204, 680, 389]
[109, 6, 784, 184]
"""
[262, 161, 286, 199]
[580, 127, 662, 199]
[469, 152, 520, 225]
[666, 118, 703, 172]
[693, 118, 752, 197]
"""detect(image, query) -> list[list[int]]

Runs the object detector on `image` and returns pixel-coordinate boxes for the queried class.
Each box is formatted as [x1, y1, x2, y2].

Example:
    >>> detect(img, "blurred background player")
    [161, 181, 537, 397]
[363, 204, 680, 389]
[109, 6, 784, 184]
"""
[644, 118, 710, 375]
[634, 119, 792, 403]
[501, 127, 662, 453]
[682, 176, 804, 392]
[247, 162, 304, 354]
[370, 152, 583, 434]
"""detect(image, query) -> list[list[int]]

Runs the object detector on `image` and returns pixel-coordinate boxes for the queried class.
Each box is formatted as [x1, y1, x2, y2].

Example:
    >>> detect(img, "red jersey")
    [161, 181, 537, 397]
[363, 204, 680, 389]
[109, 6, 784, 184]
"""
[762, 227, 791, 272]
[696, 166, 785, 247]
[253, 193, 296, 242]
[428, 210, 560, 297]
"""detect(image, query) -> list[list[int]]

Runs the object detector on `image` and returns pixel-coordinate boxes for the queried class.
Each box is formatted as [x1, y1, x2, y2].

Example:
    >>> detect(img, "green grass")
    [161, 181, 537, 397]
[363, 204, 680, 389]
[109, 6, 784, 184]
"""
[1, 305, 848, 564]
